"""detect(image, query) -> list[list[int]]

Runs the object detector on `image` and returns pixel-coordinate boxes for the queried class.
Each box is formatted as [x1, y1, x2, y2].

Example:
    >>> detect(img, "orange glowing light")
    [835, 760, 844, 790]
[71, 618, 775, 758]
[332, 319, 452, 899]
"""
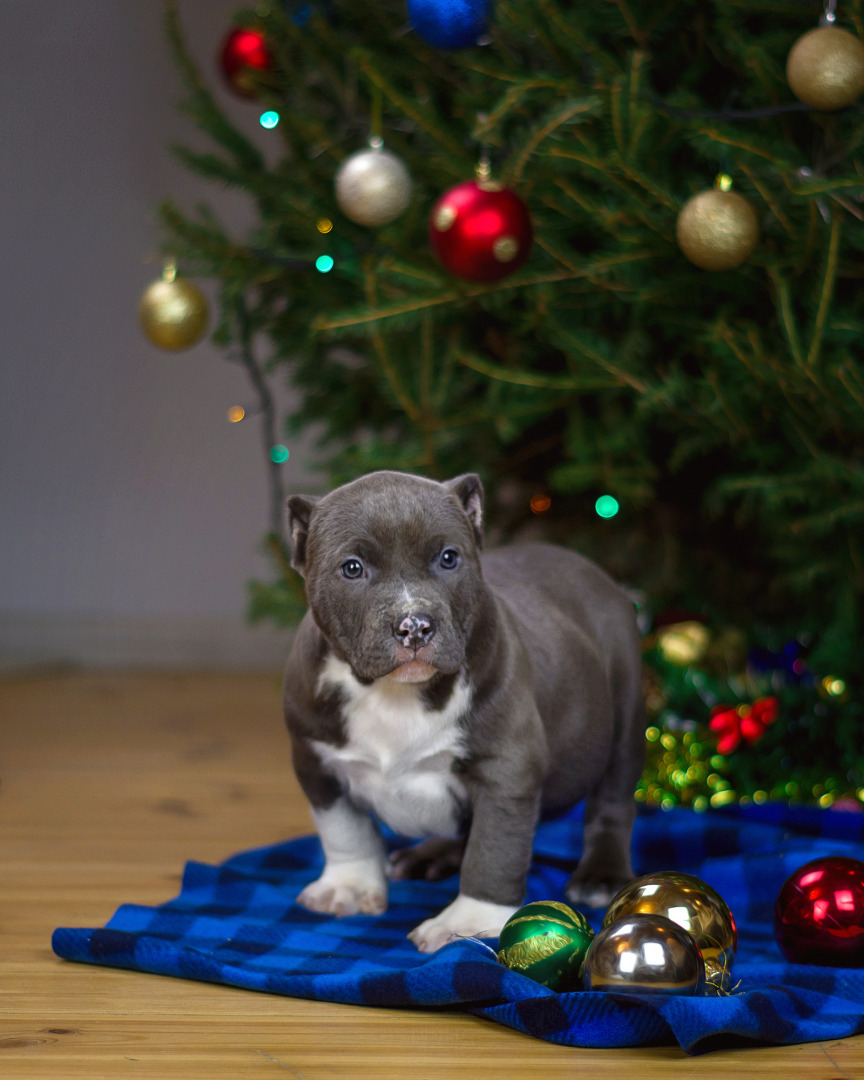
[530, 494, 552, 514]
[227, 405, 246, 423]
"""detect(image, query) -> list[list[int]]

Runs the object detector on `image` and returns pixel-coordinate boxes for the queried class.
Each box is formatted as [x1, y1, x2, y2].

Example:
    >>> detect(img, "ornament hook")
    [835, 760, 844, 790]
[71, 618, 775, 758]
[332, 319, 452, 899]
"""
[820, 0, 837, 26]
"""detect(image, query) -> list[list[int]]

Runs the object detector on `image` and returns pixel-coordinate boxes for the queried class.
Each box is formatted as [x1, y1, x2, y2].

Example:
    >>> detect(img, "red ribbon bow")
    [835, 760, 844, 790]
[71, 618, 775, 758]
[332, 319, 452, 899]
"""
[709, 696, 780, 755]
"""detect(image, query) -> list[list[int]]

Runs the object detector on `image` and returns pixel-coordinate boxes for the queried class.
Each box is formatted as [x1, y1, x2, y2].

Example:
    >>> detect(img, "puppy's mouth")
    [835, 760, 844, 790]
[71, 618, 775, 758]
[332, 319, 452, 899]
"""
[385, 659, 439, 684]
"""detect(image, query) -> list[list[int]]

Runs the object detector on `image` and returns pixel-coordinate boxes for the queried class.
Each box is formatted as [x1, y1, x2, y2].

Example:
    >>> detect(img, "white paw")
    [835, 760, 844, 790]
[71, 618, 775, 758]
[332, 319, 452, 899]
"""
[408, 894, 519, 953]
[297, 861, 388, 917]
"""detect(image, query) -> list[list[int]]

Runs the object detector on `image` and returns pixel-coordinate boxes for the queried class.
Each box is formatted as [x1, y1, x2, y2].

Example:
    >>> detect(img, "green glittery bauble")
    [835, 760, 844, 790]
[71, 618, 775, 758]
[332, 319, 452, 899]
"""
[497, 901, 595, 991]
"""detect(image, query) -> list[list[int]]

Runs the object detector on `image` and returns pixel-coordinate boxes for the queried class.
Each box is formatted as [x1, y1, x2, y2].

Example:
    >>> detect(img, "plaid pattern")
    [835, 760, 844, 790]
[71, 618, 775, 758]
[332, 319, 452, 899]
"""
[53, 803, 864, 1055]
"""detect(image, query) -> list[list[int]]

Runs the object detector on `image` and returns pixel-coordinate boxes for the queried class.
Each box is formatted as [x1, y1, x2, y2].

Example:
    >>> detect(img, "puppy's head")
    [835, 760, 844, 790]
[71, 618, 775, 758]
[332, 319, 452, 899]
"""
[287, 471, 484, 684]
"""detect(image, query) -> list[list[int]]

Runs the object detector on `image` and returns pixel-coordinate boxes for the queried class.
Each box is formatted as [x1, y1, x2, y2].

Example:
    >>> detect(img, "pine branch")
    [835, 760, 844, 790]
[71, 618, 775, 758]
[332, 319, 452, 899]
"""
[767, 269, 805, 367]
[506, 97, 602, 183]
[163, 0, 264, 174]
[807, 214, 842, 368]
[362, 259, 422, 424]
[354, 50, 472, 169]
[456, 350, 621, 390]
[473, 79, 578, 149]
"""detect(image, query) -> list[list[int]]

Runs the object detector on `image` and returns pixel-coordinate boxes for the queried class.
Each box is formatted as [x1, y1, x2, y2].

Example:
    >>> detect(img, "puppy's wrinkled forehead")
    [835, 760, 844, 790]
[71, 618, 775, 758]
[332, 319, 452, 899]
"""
[310, 474, 472, 558]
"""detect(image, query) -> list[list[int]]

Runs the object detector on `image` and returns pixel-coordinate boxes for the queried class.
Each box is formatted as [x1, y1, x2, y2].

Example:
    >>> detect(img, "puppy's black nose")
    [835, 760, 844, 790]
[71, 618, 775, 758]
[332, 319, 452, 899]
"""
[394, 613, 436, 650]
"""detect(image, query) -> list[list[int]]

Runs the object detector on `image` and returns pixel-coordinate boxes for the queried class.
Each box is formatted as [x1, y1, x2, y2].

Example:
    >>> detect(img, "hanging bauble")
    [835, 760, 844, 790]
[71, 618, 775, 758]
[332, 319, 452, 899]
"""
[284, 0, 336, 25]
[603, 871, 737, 993]
[407, 0, 489, 50]
[139, 268, 209, 351]
[774, 855, 864, 966]
[335, 144, 413, 227]
[429, 179, 532, 283]
[786, 26, 864, 111]
[676, 185, 759, 271]
[219, 27, 276, 99]
[584, 914, 706, 995]
[656, 620, 711, 667]
[497, 901, 594, 992]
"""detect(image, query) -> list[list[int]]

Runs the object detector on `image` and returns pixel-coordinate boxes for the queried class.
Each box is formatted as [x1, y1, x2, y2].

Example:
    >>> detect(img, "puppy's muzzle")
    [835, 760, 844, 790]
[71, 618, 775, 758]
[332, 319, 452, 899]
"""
[393, 613, 436, 651]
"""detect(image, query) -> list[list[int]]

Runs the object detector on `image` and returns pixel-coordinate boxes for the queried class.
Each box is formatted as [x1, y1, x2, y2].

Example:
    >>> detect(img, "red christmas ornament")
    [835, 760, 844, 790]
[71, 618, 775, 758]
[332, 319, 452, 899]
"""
[429, 180, 532, 282]
[774, 856, 864, 966]
[219, 27, 276, 99]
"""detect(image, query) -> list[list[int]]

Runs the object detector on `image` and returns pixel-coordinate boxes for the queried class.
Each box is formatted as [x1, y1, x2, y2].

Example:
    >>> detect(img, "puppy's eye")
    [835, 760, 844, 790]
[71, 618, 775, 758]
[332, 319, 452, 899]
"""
[341, 558, 365, 580]
[438, 548, 460, 571]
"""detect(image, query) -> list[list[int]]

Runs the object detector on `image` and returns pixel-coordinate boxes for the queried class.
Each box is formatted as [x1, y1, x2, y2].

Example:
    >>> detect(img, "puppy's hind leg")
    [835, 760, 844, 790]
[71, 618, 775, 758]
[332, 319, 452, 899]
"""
[565, 796, 636, 909]
[566, 646, 646, 909]
[388, 837, 465, 882]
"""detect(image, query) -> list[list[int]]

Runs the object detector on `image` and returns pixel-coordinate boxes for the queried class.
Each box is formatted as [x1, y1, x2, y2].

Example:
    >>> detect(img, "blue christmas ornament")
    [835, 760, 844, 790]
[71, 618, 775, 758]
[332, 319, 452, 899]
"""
[283, 0, 335, 26]
[748, 640, 813, 686]
[407, 0, 490, 50]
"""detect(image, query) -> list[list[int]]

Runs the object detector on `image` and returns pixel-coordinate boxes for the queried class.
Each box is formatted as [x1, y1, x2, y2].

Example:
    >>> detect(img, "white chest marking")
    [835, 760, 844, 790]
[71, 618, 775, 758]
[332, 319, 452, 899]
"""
[311, 655, 472, 839]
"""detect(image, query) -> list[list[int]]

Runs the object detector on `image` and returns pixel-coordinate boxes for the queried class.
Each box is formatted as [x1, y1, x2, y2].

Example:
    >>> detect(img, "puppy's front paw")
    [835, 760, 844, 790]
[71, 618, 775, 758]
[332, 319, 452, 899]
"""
[297, 861, 388, 917]
[408, 894, 519, 953]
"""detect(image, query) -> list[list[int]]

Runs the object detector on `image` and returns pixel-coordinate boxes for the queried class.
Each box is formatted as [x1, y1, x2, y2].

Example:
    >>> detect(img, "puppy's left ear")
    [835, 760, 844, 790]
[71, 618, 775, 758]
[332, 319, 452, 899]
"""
[445, 473, 484, 549]
[286, 494, 320, 577]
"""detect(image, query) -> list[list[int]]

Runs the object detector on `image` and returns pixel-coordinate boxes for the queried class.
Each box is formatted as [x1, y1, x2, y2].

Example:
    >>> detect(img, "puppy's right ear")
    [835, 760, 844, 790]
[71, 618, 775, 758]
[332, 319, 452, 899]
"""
[286, 495, 320, 577]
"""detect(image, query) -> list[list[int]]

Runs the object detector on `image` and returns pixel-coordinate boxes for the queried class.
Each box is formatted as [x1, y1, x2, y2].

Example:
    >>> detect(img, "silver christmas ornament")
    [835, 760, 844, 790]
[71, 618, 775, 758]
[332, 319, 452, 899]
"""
[602, 871, 737, 993]
[335, 145, 413, 227]
[584, 914, 706, 996]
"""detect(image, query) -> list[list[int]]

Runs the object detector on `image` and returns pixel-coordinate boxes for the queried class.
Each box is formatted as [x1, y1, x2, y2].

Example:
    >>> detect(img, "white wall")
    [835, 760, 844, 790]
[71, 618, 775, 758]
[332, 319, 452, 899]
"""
[0, 1, 315, 669]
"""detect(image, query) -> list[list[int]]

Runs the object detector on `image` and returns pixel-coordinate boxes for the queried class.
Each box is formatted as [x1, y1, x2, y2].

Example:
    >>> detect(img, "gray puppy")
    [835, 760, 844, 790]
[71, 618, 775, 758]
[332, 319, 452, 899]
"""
[283, 471, 644, 952]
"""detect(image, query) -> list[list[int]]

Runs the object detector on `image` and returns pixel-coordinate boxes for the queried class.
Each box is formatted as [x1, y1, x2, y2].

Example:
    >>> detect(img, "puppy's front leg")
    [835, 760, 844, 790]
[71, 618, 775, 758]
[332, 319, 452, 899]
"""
[297, 796, 389, 916]
[409, 787, 540, 953]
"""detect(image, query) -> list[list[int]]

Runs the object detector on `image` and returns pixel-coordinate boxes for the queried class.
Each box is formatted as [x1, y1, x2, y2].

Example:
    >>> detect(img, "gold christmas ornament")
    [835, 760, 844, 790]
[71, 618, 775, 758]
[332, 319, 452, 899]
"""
[335, 143, 413, 228]
[786, 26, 864, 111]
[139, 266, 209, 351]
[676, 187, 760, 271]
[603, 871, 737, 993]
[657, 620, 711, 667]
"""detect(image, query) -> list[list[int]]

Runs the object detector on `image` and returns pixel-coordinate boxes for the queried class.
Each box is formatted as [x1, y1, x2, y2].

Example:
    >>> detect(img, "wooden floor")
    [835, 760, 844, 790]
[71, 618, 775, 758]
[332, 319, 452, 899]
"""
[2, 671, 863, 1079]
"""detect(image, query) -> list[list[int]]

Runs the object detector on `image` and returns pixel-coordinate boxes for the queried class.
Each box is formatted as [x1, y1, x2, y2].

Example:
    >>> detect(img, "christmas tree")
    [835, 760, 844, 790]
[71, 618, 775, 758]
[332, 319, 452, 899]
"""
[152, 0, 864, 807]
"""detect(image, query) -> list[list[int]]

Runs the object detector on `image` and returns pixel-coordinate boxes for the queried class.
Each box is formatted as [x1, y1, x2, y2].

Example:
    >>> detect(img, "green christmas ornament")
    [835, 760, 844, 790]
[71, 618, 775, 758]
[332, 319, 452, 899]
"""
[497, 900, 594, 991]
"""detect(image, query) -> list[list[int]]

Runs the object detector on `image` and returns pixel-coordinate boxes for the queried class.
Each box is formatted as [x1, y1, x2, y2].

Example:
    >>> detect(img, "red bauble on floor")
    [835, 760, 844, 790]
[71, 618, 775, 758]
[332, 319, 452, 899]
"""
[429, 180, 532, 282]
[774, 855, 864, 966]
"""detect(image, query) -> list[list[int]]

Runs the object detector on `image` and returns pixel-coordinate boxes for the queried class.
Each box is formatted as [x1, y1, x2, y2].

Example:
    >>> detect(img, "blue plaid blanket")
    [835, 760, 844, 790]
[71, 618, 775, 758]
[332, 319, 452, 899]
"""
[53, 803, 864, 1054]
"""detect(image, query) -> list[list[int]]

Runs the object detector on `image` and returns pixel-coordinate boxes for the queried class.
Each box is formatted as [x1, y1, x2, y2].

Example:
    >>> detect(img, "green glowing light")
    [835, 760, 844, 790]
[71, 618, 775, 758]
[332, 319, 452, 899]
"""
[259, 110, 280, 129]
[270, 444, 290, 464]
[315, 255, 334, 273]
[595, 494, 619, 519]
